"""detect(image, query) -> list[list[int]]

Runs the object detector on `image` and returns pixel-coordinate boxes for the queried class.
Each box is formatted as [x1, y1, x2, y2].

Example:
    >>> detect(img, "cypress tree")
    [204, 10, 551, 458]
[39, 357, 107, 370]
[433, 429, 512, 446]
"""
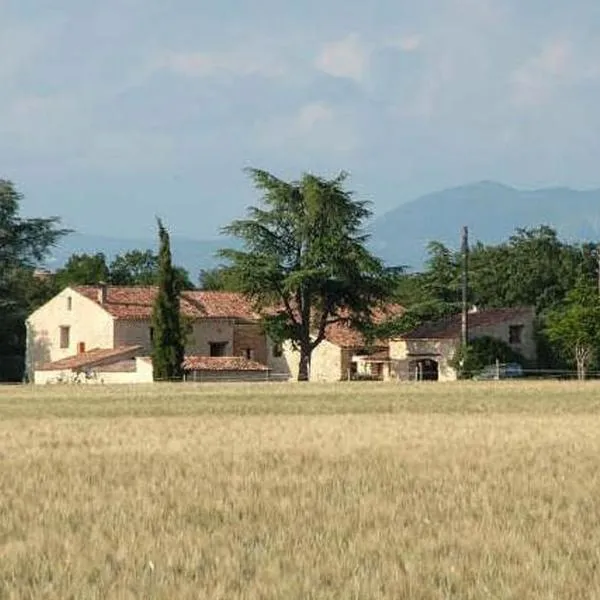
[151, 219, 184, 381]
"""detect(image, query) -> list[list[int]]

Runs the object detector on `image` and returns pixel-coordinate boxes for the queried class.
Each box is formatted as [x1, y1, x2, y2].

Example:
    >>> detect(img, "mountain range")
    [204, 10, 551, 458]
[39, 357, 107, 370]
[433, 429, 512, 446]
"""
[370, 181, 600, 269]
[47, 181, 600, 280]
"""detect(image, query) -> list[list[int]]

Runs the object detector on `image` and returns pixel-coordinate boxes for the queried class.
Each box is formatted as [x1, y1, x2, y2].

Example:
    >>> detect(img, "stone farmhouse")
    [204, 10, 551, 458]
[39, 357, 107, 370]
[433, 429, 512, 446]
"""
[389, 306, 537, 381]
[25, 284, 535, 384]
[26, 285, 272, 384]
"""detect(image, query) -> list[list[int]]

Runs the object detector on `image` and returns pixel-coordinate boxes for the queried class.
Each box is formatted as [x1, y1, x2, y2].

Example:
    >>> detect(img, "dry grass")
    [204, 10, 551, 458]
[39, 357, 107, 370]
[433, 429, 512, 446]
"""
[1, 381, 600, 598]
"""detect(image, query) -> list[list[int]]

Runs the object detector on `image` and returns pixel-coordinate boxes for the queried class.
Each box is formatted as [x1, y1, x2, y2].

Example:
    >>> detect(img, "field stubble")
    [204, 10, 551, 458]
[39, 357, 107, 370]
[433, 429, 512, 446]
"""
[1, 381, 600, 599]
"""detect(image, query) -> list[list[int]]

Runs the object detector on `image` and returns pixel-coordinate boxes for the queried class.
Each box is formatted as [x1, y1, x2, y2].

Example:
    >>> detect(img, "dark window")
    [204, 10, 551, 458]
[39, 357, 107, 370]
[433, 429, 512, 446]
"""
[245, 348, 254, 360]
[149, 327, 154, 342]
[67, 296, 72, 311]
[209, 342, 228, 357]
[509, 324, 524, 345]
[272, 343, 283, 358]
[59, 326, 70, 349]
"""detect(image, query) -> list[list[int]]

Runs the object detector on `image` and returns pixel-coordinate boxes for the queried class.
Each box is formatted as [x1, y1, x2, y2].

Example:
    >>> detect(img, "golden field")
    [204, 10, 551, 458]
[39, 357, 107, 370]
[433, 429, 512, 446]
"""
[1, 381, 600, 599]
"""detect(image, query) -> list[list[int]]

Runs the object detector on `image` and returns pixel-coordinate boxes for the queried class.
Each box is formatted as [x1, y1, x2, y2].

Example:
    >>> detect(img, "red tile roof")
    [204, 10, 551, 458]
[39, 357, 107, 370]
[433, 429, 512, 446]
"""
[74, 286, 258, 321]
[38, 346, 142, 371]
[399, 307, 534, 340]
[186, 291, 258, 320]
[182, 356, 270, 371]
[324, 304, 405, 348]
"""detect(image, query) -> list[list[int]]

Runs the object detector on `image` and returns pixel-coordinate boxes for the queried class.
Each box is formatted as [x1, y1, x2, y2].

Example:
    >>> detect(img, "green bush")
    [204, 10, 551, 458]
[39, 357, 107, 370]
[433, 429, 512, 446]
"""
[450, 336, 526, 379]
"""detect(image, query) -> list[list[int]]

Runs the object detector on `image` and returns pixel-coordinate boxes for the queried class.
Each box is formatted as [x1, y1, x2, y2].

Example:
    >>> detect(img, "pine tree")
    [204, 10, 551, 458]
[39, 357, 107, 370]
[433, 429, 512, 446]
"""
[151, 219, 184, 381]
[220, 169, 393, 381]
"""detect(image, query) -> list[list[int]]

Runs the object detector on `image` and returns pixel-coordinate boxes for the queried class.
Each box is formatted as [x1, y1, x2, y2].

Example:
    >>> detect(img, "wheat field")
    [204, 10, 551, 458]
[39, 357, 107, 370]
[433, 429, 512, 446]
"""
[1, 381, 600, 599]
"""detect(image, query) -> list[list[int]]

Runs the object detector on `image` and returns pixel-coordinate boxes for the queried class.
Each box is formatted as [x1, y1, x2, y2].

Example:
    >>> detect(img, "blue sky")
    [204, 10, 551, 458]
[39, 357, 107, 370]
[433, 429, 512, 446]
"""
[1, 0, 599, 239]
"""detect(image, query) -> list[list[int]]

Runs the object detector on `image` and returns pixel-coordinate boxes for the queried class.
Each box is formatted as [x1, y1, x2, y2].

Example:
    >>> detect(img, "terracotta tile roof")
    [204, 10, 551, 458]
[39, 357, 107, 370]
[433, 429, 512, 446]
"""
[38, 345, 143, 371]
[185, 291, 258, 320]
[182, 356, 270, 371]
[399, 307, 534, 340]
[324, 304, 405, 348]
[73, 286, 258, 321]
[96, 360, 137, 373]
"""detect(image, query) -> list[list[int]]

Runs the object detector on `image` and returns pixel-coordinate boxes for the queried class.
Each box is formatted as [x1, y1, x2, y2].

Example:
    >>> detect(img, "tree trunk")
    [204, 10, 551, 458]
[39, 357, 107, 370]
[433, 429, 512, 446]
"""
[298, 345, 311, 381]
[575, 345, 590, 381]
[576, 359, 586, 381]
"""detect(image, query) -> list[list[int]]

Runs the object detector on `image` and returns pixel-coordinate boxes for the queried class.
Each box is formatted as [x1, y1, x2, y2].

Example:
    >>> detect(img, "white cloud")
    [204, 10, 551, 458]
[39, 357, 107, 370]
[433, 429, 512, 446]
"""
[75, 131, 176, 173]
[386, 34, 423, 53]
[295, 102, 334, 132]
[315, 34, 370, 82]
[511, 40, 572, 107]
[257, 101, 358, 155]
[159, 50, 286, 79]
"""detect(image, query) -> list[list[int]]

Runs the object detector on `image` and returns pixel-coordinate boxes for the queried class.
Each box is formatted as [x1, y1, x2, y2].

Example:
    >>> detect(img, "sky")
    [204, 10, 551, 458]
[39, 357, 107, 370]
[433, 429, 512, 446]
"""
[1, 0, 600, 240]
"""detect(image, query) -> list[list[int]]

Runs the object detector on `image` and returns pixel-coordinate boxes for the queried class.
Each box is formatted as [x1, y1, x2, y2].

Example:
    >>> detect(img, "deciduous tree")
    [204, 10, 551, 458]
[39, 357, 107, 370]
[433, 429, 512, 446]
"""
[55, 253, 109, 288]
[545, 277, 600, 380]
[110, 250, 194, 290]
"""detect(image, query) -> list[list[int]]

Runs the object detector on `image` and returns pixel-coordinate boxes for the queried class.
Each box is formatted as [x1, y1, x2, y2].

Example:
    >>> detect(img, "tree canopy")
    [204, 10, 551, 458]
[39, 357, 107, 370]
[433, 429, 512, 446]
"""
[544, 277, 600, 380]
[53, 249, 194, 290]
[0, 180, 70, 380]
[220, 168, 394, 381]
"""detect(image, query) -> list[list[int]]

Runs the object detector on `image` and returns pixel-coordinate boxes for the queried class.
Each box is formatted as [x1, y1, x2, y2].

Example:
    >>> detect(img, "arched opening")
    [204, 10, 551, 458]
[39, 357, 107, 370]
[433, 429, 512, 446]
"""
[410, 358, 439, 381]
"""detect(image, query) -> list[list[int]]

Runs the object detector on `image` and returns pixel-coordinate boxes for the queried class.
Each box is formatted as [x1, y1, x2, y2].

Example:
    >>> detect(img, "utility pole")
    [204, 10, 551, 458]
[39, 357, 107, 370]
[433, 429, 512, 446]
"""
[597, 244, 600, 296]
[461, 226, 469, 347]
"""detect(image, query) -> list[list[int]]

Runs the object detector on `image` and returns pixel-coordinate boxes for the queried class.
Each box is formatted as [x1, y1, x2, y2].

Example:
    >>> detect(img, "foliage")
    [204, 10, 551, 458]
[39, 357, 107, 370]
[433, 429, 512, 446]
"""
[0, 180, 70, 381]
[449, 336, 526, 380]
[220, 168, 394, 380]
[110, 249, 194, 290]
[55, 253, 110, 287]
[544, 277, 600, 380]
[198, 266, 242, 291]
[151, 219, 185, 381]
[54, 250, 194, 290]
[110, 250, 158, 285]
[468, 226, 583, 312]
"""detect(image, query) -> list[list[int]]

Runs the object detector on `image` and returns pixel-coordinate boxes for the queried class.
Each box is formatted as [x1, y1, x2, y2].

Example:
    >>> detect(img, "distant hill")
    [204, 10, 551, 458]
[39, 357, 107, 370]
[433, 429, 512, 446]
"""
[370, 181, 600, 270]
[46, 182, 600, 278]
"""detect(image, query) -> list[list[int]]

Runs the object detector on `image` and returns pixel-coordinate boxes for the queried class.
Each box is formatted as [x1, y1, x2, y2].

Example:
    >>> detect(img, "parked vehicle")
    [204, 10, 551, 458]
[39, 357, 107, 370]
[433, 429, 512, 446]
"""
[473, 362, 523, 380]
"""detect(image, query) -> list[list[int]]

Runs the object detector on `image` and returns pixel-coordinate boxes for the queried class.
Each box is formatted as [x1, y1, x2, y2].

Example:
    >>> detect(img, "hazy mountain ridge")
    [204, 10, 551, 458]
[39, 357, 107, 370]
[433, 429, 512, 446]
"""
[47, 182, 600, 278]
[370, 181, 600, 270]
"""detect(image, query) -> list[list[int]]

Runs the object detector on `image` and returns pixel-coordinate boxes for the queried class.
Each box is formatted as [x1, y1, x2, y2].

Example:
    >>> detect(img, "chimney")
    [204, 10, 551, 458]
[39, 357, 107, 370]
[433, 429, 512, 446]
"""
[78, 342, 86, 354]
[98, 282, 107, 305]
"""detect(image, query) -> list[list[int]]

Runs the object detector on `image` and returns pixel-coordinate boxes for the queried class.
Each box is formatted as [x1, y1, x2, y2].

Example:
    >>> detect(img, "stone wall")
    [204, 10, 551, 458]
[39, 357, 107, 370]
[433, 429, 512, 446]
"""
[233, 322, 268, 365]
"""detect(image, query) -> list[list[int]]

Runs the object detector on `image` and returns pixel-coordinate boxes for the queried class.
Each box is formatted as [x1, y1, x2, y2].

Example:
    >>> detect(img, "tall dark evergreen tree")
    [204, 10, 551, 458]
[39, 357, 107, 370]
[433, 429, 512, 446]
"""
[151, 219, 184, 381]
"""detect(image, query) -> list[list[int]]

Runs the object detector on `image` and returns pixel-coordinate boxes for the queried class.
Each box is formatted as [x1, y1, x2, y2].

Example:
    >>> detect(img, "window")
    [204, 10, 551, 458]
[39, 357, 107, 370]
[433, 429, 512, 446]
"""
[509, 324, 524, 345]
[67, 296, 72, 311]
[209, 342, 228, 357]
[272, 343, 283, 358]
[149, 327, 154, 342]
[245, 348, 254, 360]
[59, 326, 70, 349]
